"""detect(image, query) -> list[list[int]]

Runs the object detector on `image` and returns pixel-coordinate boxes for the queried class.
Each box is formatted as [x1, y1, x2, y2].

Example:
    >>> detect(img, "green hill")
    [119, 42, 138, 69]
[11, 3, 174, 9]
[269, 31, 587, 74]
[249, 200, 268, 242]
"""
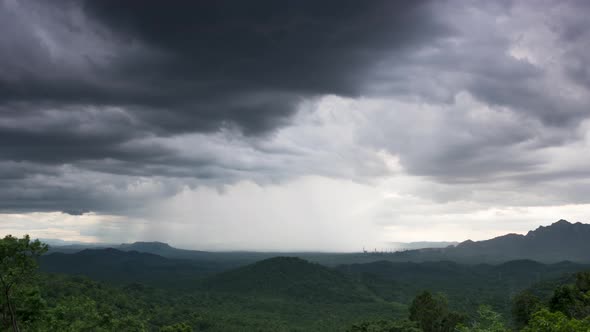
[337, 259, 589, 316]
[40, 248, 224, 286]
[204, 256, 377, 303]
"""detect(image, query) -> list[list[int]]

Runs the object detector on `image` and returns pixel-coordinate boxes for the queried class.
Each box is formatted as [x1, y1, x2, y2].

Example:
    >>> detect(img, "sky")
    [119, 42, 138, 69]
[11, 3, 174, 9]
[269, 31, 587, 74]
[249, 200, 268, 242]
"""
[1, 0, 590, 251]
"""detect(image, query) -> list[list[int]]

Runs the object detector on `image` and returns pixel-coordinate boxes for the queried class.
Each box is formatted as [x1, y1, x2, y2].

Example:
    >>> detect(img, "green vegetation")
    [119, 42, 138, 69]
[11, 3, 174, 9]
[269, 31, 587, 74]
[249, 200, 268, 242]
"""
[511, 271, 590, 331]
[347, 319, 421, 332]
[0, 235, 47, 332]
[202, 257, 378, 302]
[337, 259, 587, 318]
[457, 305, 509, 332]
[522, 309, 590, 332]
[26, 273, 404, 331]
[511, 291, 542, 329]
[2, 235, 590, 331]
[408, 291, 464, 332]
[5, 238, 409, 331]
[348, 271, 590, 332]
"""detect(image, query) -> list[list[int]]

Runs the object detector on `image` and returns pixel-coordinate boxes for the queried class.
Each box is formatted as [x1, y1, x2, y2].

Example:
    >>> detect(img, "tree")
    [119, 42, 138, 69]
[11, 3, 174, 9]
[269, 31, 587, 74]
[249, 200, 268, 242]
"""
[457, 305, 508, 332]
[12, 285, 45, 328]
[522, 308, 590, 332]
[575, 271, 590, 293]
[549, 275, 590, 319]
[409, 291, 464, 332]
[0, 235, 47, 332]
[160, 322, 194, 332]
[36, 296, 147, 332]
[549, 285, 578, 317]
[41, 296, 102, 332]
[511, 290, 542, 329]
[347, 319, 421, 332]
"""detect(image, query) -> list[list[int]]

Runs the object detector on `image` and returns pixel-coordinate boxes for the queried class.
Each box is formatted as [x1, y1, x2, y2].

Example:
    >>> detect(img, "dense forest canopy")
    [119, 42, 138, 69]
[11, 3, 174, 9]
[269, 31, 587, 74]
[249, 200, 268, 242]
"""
[2, 229, 590, 331]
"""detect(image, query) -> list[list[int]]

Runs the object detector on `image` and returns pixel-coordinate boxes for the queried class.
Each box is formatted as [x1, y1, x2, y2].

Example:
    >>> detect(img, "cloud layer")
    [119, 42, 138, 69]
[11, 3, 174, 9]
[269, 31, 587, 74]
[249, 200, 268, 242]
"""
[1, 0, 590, 249]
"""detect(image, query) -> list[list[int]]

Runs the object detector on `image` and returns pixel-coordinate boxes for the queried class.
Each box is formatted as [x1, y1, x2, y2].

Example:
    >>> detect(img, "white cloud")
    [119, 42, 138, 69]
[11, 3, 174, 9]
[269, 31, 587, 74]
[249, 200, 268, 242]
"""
[0, 212, 146, 243]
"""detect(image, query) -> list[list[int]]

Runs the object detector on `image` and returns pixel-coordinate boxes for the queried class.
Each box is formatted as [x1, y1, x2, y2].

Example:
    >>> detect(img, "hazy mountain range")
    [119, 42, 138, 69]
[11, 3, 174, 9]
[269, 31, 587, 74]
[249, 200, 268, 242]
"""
[44, 219, 590, 264]
[36, 218, 590, 325]
[386, 241, 459, 251]
[388, 219, 590, 263]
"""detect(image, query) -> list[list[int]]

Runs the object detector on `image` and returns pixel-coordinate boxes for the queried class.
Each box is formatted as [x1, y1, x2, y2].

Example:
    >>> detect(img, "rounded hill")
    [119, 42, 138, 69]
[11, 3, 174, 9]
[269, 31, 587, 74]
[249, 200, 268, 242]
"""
[203, 256, 377, 303]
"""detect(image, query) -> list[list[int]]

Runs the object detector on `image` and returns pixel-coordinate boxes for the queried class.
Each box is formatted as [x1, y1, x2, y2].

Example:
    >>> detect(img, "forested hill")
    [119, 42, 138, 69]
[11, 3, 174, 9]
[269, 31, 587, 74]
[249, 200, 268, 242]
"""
[335, 259, 588, 313]
[39, 248, 227, 285]
[39, 247, 588, 313]
[203, 256, 377, 303]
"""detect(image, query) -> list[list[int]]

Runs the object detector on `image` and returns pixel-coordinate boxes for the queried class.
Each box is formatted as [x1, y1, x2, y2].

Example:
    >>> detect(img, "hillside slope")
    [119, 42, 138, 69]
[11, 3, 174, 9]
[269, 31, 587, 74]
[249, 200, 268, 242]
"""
[336, 259, 589, 314]
[40, 248, 225, 285]
[204, 256, 378, 303]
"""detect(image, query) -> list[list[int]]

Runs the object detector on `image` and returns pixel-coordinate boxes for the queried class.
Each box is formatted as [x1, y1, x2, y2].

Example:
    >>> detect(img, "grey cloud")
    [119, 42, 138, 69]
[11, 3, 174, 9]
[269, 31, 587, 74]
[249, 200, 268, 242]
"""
[62, 209, 90, 216]
[351, 0, 590, 189]
[2, 0, 590, 216]
[0, 0, 451, 213]
[1, 0, 448, 134]
[366, 1, 590, 130]
[0, 165, 182, 214]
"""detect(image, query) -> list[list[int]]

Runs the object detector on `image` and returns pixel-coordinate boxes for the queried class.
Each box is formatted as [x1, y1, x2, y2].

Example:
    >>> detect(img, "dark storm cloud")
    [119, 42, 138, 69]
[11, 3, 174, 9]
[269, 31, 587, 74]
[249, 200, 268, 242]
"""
[0, 0, 454, 213]
[3, 0, 590, 216]
[0, 1, 449, 170]
[556, 3, 590, 93]
[350, 0, 590, 189]
[1, 0, 448, 134]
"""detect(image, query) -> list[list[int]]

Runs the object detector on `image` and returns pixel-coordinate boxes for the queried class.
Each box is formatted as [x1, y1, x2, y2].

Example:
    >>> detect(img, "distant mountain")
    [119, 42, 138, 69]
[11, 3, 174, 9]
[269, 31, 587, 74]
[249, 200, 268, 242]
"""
[203, 257, 377, 302]
[383, 220, 590, 263]
[387, 241, 459, 251]
[47, 241, 280, 266]
[446, 219, 590, 262]
[119, 241, 173, 250]
[43, 220, 590, 265]
[47, 241, 205, 258]
[117, 241, 206, 258]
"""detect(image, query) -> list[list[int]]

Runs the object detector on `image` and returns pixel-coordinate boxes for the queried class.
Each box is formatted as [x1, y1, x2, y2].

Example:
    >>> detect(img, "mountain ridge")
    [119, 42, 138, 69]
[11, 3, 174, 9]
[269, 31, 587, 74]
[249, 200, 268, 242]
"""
[400, 219, 590, 263]
[42, 219, 590, 264]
